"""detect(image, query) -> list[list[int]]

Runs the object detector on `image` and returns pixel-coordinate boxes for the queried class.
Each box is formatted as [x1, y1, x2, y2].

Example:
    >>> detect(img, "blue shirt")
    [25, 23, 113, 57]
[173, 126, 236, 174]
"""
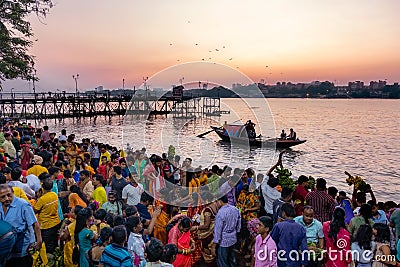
[0, 196, 37, 258]
[271, 219, 308, 267]
[213, 204, 241, 247]
[136, 203, 151, 220]
[52, 180, 64, 221]
[100, 243, 133, 267]
[236, 178, 252, 197]
[397, 239, 400, 262]
[372, 210, 388, 224]
[294, 216, 324, 244]
[219, 181, 236, 205]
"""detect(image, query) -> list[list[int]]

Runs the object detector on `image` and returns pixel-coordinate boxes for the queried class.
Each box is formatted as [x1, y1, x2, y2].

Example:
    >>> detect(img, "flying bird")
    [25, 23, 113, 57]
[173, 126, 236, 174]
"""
[215, 49, 219, 51]
[229, 58, 233, 60]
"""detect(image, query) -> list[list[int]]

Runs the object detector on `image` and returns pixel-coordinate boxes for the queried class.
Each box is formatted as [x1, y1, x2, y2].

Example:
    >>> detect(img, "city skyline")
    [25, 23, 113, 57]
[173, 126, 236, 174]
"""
[2, 0, 400, 92]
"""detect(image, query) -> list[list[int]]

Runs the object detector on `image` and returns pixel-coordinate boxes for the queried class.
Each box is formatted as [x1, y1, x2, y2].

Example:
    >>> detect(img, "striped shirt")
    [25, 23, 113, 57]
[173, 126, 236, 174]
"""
[213, 204, 241, 247]
[100, 243, 133, 267]
[306, 190, 335, 223]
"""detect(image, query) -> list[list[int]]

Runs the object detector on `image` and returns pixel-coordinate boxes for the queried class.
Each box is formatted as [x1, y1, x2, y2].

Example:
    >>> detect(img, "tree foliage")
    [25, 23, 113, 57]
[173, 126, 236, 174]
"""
[0, 0, 53, 89]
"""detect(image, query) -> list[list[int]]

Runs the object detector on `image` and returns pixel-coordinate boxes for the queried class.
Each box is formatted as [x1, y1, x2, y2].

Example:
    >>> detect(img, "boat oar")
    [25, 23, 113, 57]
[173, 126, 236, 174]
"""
[197, 129, 214, 138]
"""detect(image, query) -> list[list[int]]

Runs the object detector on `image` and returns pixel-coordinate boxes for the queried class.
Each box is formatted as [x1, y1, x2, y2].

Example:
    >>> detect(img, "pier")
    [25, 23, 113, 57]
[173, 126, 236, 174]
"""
[0, 91, 227, 120]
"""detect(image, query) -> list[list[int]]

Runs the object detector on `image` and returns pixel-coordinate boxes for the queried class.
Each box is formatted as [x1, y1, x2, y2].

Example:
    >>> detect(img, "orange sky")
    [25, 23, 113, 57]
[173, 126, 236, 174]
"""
[3, 0, 400, 92]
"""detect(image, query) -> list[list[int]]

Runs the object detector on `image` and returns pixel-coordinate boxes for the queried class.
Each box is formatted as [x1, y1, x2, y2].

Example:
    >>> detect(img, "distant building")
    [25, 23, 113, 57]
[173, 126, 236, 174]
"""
[96, 86, 104, 92]
[348, 81, 364, 90]
[369, 80, 386, 91]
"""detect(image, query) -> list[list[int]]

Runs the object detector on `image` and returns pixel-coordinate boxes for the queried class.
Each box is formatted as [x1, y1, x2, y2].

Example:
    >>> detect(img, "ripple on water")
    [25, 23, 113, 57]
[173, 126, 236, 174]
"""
[35, 99, 400, 202]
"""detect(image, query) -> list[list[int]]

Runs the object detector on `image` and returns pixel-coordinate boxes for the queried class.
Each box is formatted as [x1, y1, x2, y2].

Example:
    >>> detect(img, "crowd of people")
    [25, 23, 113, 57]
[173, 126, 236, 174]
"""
[1, 120, 400, 267]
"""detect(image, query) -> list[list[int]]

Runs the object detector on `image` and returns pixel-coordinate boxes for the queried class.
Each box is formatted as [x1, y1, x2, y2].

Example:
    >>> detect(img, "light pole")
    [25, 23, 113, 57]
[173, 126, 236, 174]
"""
[32, 69, 37, 97]
[73, 74, 79, 95]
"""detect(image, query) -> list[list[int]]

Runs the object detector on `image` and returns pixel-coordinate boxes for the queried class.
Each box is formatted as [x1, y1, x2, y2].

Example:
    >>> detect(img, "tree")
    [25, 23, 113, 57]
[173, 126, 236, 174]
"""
[0, 0, 53, 89]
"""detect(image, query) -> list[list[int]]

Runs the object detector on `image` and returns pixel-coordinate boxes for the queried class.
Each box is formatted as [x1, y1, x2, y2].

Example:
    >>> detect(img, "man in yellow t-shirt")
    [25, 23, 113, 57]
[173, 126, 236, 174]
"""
[27, 155, 48, 177]
[100, 145, 111, 162]
[34, 179, 61, 255]
[91, 174, 107, 208]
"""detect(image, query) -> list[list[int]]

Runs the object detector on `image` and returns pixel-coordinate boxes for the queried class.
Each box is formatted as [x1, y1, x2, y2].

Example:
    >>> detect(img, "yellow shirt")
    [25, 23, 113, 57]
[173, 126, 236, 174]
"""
[188, 178, 200, 195]
[27, 165, 48, 177]
[68, 220, 77, 244]
[101, 151, 111, 162]
[13, 187, 30, 202]
[34, 191, 60, 229]
[92, 186, 107, 208]
[199, 174, 208, 185]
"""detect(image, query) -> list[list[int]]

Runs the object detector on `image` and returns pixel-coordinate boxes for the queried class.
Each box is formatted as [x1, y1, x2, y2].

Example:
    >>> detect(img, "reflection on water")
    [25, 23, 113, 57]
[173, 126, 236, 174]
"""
[34, 98, 400, 202]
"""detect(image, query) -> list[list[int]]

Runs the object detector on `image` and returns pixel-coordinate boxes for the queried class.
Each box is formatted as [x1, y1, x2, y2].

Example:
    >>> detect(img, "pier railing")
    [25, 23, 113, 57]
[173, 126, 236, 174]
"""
[0, 92, 226, 120]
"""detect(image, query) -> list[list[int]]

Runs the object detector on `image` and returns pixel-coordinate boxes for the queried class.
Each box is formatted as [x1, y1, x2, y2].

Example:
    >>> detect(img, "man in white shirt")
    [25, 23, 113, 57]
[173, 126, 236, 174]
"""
[261, 176, 281, 216]
[58, 129, 67, 142]
[172, 155, 181, 185]
[122, 175, 144, 206]
[8, 168, 35, 199]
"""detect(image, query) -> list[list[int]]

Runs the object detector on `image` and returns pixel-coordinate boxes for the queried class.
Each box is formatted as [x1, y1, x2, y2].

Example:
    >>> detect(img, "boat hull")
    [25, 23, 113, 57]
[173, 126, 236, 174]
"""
[211, 126, 306, 148]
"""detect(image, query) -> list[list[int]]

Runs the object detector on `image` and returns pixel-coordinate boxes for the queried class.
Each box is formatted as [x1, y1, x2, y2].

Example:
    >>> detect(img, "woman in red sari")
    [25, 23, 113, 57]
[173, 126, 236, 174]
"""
[187, 192, 204, 266]
[168, 217, 195, 267]
[323, 207, 352, 267]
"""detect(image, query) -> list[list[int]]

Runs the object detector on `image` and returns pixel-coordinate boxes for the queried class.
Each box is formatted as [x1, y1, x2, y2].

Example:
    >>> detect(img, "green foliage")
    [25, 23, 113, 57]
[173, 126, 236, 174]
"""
[308, 176, 315, 190]
[0, 0, 53, 88]
[274, 166, 295, 190]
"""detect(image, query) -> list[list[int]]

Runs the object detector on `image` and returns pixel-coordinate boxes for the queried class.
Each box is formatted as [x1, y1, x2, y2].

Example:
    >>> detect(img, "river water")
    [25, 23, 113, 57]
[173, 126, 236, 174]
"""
[34, 98, 400, 202]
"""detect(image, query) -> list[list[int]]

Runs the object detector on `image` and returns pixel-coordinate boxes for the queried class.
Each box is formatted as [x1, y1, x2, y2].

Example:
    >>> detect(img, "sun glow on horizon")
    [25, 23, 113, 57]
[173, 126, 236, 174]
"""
[3, 0, 400, 92]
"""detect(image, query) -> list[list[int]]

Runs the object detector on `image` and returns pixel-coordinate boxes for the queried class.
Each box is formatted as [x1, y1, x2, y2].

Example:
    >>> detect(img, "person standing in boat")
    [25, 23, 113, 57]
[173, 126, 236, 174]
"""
[287, 128, 297, 140]
[245, 120, 256, 139]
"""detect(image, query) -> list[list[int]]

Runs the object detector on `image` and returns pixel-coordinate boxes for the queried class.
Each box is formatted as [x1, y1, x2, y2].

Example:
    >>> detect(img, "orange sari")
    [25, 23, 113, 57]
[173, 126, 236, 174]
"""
[152, 201, 170, 245]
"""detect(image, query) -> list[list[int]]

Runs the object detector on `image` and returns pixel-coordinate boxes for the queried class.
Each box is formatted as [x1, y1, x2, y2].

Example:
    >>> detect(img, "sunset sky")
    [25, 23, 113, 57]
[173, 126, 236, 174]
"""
[3, 0, 400, 93]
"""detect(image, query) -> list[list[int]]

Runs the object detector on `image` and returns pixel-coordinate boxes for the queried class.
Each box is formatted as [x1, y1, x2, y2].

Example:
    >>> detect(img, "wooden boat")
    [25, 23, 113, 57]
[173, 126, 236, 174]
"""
[210, 124, 306, 148]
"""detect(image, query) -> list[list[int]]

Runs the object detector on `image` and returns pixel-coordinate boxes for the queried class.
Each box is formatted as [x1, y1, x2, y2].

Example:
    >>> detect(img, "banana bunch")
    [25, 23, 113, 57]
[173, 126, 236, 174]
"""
[168, 145, 175, 158]
[275, 166, 296, 190]
[346, 175, 368, 191]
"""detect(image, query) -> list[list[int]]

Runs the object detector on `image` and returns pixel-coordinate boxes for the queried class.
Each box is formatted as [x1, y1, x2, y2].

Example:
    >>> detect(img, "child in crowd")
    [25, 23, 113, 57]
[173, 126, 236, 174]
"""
[253, 216, 277, 267]
[161, 244, 178, 266]
[97, 156, 110, 181]
[144, 238, 171, 267]
[87, 227, 113, 267]
[351, 224, 376, 267]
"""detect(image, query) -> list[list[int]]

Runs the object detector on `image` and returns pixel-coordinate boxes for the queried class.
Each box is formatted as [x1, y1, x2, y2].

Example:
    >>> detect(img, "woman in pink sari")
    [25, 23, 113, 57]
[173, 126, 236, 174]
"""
[143, 156, 165, 198]
[168, 217, 195, 267]
[323, 207, 352, 267]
